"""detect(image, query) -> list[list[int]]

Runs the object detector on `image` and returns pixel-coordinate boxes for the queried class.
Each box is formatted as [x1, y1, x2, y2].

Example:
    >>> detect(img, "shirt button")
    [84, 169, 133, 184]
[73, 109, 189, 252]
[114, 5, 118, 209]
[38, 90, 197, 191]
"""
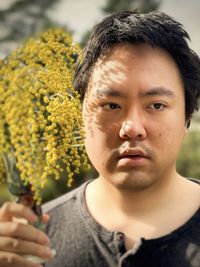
[117, 232, 124, 241]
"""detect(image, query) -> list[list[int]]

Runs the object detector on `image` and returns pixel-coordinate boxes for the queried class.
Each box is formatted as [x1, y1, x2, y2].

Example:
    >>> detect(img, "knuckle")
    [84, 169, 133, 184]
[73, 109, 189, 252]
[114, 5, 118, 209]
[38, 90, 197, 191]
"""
[10, 239, 20, 249]
[10, 222, 21, 235]
[0, 252, 16, 264]
[0, 202, 12, 214]
[20, 206, 29, 216]
[34, 232, 42, 243]
[6, 253, 15, 264]
[36, 231, 46, 243]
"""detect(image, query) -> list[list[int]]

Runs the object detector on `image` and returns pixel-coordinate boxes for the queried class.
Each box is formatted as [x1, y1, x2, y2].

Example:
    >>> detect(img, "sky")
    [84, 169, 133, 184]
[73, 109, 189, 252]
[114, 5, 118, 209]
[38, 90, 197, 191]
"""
[46, 0, 200, 55]
[47, 0, 105, 41]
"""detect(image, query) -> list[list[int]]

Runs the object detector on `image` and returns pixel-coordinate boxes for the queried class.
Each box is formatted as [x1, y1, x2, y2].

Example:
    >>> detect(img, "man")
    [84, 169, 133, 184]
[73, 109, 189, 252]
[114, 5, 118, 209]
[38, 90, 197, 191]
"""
[0, 10, 200, 267]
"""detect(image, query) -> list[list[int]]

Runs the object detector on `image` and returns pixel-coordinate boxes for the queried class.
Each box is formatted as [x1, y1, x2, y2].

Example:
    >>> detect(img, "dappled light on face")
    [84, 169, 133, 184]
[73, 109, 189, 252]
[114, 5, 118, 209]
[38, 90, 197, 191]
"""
[83, 54, 128, 136]
[83, 43, 187, 192]
[92, 57, 127, 88]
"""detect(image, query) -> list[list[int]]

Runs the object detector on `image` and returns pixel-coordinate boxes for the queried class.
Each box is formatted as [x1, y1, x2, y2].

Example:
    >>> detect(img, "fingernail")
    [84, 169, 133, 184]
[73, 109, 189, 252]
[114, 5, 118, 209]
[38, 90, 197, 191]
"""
[28, 211, 37, 222]
[44, 247, 54, 259]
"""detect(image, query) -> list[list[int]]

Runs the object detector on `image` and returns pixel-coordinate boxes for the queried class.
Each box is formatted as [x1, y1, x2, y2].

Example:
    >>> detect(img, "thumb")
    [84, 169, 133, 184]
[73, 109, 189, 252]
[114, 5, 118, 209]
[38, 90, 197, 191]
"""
[42, 213, 50, 224]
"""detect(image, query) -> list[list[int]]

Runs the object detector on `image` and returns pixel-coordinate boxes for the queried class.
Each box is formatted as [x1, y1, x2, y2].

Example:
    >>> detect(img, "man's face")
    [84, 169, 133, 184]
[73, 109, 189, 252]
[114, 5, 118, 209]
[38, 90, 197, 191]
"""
[82, 43, 186, 191]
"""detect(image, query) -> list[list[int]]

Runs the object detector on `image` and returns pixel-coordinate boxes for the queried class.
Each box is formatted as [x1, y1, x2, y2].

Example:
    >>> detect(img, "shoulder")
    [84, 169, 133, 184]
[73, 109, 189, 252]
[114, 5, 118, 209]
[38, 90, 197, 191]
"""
[42, 181, 88, 215]
[186, 177, 200, 196]
[42, 181, 91, 240]
[42, 181, 97, 267]
[187, 177, 200, 185]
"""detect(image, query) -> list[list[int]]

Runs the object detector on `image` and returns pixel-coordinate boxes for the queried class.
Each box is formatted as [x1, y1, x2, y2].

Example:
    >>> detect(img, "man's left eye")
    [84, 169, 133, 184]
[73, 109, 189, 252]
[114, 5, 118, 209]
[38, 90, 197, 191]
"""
[102, 103, 121, 110]
[150, 103, 166, 110]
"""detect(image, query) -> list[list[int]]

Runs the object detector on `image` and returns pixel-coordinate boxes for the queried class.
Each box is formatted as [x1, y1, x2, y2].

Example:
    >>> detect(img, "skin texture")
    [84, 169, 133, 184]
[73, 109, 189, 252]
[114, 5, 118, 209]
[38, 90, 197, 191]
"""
[0, 43, 199, 263]
[83, 43, 200, 249]
[0, 202, 52, 267]
[83, 43, 186, 191]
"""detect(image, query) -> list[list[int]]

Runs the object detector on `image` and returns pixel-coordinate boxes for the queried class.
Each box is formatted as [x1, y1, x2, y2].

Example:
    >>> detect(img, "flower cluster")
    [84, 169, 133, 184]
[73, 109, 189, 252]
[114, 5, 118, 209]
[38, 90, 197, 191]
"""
[0, 29, 88, 204]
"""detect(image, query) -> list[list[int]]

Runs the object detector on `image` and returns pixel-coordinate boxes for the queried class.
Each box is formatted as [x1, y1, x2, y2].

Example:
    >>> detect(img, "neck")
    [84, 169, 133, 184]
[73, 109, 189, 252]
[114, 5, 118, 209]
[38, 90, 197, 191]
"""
[85, 172, 200, 242]
[88, 171, 182, 217]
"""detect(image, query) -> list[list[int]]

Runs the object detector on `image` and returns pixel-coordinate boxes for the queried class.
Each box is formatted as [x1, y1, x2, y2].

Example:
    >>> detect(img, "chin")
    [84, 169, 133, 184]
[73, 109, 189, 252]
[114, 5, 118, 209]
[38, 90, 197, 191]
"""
[109, 173, 156, 192]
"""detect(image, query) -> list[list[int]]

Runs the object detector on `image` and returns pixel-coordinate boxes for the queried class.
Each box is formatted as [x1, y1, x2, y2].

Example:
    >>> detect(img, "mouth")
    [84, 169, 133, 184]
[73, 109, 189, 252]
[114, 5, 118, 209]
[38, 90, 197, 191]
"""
[118, 148, 149, 158]
[117, 148, 150, 167]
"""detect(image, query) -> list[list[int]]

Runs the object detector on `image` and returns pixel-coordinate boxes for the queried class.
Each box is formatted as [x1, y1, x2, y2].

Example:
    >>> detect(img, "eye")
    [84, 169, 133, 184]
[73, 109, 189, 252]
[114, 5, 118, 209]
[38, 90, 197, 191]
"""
[101, 103, 121, 111]
[149, 103, 166, 110]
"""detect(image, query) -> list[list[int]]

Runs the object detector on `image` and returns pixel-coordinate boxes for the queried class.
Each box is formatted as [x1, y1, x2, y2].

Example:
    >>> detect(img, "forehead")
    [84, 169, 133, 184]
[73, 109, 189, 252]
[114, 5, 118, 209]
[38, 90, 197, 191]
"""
[88, 43, 183, 93]
[93, 43, 179, 74]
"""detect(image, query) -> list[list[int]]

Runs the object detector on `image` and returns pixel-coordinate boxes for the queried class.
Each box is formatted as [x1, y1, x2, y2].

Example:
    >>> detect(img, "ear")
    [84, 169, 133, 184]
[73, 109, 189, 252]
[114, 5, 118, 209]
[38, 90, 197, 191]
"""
[184, 125, 188, 136]
[184, 119, 190, 136]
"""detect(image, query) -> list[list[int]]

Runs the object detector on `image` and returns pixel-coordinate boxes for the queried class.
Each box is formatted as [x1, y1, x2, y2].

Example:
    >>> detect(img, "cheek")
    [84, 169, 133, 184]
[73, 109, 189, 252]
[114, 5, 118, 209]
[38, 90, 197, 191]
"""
[82, 103, 97, 139]
[156, 129, 171, 149]
[83, 120, 120, 162]
[156, 125, 185, 151]
[83, 105, 119, 140]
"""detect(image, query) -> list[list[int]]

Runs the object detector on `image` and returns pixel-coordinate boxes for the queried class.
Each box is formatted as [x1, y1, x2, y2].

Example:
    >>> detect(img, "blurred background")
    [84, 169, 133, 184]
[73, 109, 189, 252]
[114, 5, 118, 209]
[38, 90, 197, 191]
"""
[0, 0, 199, 204]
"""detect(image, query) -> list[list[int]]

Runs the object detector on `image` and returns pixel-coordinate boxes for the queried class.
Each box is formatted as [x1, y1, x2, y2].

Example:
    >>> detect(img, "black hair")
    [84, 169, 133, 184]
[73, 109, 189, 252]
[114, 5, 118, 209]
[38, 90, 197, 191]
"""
[74, 10, 200, 126]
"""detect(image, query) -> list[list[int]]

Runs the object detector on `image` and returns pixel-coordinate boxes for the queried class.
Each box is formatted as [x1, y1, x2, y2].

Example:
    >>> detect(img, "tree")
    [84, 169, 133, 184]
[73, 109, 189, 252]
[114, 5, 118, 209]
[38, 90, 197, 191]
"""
[102, 0, 161, 14]
[0, 0, 71, 58]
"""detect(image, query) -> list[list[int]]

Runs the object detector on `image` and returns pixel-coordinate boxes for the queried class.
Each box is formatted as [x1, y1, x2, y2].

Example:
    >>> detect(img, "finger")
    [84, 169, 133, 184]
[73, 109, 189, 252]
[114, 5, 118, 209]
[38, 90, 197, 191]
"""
[0, 203, 37, 223]
[41, 214, 49, 224]
[0, 222, 49, 245]
[0, 237, 53, 260]
[0, 251, 43, 267]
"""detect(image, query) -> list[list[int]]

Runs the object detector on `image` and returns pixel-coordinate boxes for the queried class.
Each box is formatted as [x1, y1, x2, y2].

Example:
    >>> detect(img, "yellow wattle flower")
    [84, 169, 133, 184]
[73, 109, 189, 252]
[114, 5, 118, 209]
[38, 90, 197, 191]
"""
[0, 28, 88, 204]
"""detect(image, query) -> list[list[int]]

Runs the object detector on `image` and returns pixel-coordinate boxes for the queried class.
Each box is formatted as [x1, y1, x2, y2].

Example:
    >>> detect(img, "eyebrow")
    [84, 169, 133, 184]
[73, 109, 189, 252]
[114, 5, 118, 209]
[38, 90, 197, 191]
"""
[93, 87, 176, 99]
[93, 88, 127, 98]
[139, 87, 176, 98]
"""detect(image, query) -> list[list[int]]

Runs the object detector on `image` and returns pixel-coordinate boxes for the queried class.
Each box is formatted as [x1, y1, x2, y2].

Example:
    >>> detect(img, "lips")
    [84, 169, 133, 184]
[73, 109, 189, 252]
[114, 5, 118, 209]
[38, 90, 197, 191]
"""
[117, 148, 150, 167]
[118, 148, 149, 159]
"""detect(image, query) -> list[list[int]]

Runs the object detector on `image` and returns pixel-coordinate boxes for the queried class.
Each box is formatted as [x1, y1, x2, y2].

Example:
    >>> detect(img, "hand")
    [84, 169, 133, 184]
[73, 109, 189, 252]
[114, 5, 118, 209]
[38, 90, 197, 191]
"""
[0, 202, 53, 267]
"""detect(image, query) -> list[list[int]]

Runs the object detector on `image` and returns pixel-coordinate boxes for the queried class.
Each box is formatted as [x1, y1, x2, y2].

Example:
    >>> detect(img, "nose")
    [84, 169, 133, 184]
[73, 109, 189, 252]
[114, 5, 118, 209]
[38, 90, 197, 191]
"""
[119, 117, 147, 140]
